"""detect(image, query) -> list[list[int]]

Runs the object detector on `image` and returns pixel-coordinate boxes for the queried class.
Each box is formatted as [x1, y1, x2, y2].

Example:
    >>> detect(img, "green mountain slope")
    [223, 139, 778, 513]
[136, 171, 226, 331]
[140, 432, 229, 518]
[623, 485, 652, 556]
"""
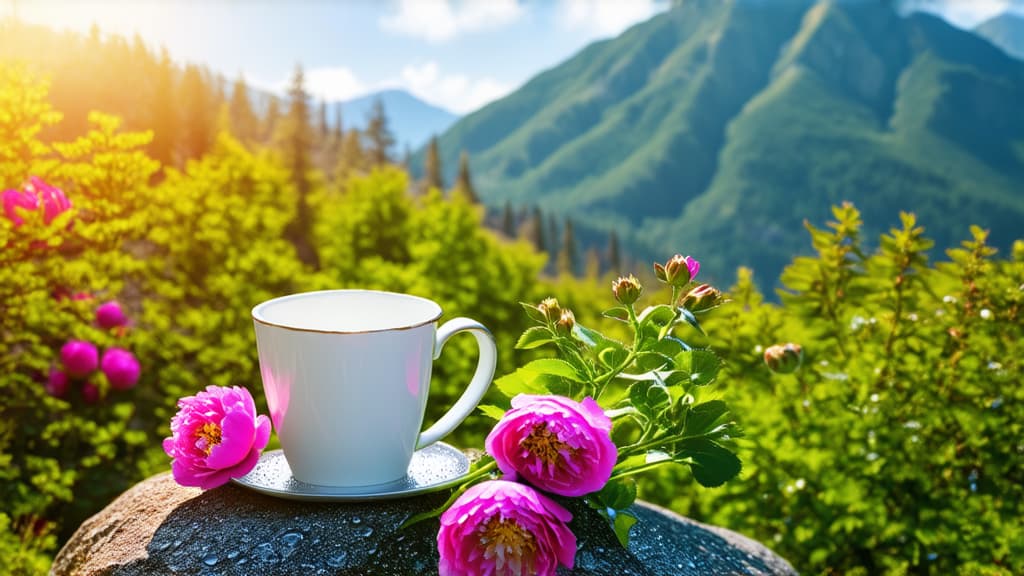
[424, 0, 1024, 286]
[975, 12, 1024, 60]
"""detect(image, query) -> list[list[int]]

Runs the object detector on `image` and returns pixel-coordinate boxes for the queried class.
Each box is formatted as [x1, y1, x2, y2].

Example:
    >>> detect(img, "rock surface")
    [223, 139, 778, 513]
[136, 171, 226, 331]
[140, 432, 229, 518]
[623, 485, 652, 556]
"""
[52, 472, 797, 575]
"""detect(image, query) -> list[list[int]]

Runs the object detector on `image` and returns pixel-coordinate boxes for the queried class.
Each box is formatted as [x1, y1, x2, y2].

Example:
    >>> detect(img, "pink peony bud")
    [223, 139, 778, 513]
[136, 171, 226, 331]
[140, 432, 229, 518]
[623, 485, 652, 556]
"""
[95, 301, 128, 329]
[60, 340, 99, 378]
[45, 369, 69, 398]
[612, 275, 643, 305]
[81, 382, 100, 404]
[654, 254, 700, 287]
[101, 347, 141, 390]
[163, 386, 272, 490]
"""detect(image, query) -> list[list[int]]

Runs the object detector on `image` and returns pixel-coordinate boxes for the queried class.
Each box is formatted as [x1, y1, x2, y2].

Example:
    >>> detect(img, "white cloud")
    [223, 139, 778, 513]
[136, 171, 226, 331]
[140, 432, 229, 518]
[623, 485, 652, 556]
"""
[303, 67, 370, 102]
[396, 61, 516, 113]
[904, 0, 1023, 28]
[380, 0, 524, 43]
[560, 0, 662, 37]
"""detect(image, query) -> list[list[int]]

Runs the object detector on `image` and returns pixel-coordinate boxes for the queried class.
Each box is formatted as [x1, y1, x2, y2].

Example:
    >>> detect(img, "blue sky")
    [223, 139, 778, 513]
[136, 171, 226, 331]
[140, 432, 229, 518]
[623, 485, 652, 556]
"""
[14, 0, 1024, 115]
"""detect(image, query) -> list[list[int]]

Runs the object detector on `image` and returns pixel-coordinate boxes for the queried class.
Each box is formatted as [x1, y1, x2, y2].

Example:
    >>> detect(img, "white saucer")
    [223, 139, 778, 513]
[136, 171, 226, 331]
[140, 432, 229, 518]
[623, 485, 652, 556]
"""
[232, 442, 470, 502]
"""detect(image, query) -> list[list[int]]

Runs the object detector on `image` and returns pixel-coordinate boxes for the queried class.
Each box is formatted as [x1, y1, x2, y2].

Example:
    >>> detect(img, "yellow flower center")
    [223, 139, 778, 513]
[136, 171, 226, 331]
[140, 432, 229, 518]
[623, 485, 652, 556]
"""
[195, 422, 223, 455]
[520, 423, 573, 466]
[479, 516, 537, 574]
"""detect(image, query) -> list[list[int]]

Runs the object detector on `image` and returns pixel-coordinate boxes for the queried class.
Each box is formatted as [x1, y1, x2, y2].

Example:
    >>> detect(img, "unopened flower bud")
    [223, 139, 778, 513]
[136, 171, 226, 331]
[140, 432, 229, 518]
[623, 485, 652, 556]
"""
[612, 275, 642, 305]
[764, 343, 803, 374]
[555, 309, 576, 336]
[81, 382, 100, 404]
[96, 301, 128, 329]
[61, 340, 99, 378]
[46, 368, 69, 398]
[537, 297, 563, 324]
[679, 283, 722, 312]
[654, 254, 700, 287]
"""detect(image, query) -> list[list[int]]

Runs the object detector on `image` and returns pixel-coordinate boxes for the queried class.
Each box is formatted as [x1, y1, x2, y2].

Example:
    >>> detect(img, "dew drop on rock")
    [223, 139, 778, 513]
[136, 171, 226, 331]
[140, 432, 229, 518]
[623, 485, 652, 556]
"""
[326, 550, 349, 568]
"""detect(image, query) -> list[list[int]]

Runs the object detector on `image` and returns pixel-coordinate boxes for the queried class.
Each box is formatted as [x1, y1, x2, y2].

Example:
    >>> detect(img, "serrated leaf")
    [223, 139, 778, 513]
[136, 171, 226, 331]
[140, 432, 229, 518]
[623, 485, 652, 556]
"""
[675, 437, 742, 488]
[595, 477, 637, 510]
[614, 513, 638, 548]
[637, 305, 676, 328]
[629, 379, 671, 420]
[678, 308, 706, 336]
[683, 400, 731, 437]
[599, 347, 629, 369]
[522, 358, 586, 382]
[516, 326, 553, 350]
[575, 324, 626, 355]
[675, 349, 721, 386]
[602, 306, 629, 322]
[537, 373, 582, 399]
[494, 370, 549, 399]
[478, 404, 507, 421]
[520, 302, 547, 324]
[635, 351, 671, 372]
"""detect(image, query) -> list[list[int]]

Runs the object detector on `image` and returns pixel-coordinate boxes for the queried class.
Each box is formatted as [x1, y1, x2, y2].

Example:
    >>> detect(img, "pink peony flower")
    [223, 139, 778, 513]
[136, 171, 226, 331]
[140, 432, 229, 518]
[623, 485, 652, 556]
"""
[25, 176, 72, 224]
[95, 301, 128, 329]
[101, 347, 141, 390]
[438, 480, 575, 576]
[81, 381, 100, 404]
[487, 395, 617, 498]
[45, 369, 69, 398]
[60, 340, 99, 378]
[163, 386, 272, 490]
[2, 188, 37, 227]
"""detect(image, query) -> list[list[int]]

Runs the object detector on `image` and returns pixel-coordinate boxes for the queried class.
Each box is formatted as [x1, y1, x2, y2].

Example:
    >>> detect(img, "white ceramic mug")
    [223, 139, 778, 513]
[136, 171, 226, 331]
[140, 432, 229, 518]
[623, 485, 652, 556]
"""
[252, 290, 496, 487]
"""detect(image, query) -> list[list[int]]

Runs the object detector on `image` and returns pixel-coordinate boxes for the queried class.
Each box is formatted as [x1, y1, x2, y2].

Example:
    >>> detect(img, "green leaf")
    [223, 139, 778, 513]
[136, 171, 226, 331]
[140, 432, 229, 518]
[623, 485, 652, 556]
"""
[675, 437, 742, 488]
[637, 305, 676, 329]
[675, 349, 721, 386]
[678, 308, 706, 336]
[477, 404, 507, 420]
[494, 370, 549, 398]
[520, 302, 547, 324]
[516, 326, 553, 349]
[628, 379, 671, 420]
[613, 513, 638, 548]
[683, 400, 731, 437]
[537, 373, 583, 399]
[522, 358, 586, 382]
[575, 324, 626, 355]
[595, 477, 638, 510]
[602, 306, 630, 322]
[635, 351, 671, 372]
[599, 347, 629, 369]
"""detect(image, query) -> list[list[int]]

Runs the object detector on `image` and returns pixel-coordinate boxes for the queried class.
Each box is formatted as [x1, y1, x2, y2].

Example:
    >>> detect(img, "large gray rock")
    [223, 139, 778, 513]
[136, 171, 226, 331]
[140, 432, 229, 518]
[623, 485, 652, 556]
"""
[52, 472, 797, 575]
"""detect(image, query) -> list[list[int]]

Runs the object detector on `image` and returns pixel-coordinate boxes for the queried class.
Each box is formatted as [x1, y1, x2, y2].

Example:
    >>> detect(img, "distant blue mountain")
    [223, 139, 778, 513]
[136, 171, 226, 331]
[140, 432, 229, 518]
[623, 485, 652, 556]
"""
[335, 89, 459, 151]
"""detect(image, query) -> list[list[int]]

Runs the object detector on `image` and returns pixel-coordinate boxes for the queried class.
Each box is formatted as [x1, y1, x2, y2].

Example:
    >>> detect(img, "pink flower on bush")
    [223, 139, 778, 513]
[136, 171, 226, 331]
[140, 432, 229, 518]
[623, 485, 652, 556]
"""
[1, 177, 71, 227]
[81, 382, 100, 404]
[95, 301, 128, 329]
[101, 347, 140, 390]
[486, 395, 617, 497]
[163, 386, 271, 490]
[46, 369, 69, 398]
[60, 340, 99, 378]
[438, 480, 575, 576]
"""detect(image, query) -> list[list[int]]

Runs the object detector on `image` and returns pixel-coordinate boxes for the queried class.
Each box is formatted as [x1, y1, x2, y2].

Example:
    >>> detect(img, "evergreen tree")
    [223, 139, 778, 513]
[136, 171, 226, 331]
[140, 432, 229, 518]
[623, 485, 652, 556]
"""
[585, 247, 601, 279]
[501, 201, 515, 238]
[181, 64, 212, 160]
[454, 151, 478, 203]
[425, 136, 443, 190]
[557, 218, 578, 276]
[607, 230, 622, 274]
[364, 98, 394, 166]
[333, 103, 344, 143]
[280, 64, 319, 268]
[263, 97, 280, 142]
[401, 145, 412, 172]
[150, 48, 177, 168]
[318, 99, 329, 141]
[336, 129, 365, 181]
[229, 75, 258, 142]
[547, 214, 559, 257]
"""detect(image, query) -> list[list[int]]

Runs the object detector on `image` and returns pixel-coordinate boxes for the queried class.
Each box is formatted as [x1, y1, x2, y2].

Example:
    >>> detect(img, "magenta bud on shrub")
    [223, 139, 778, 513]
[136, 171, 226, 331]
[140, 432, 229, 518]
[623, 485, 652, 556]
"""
[764, 343, 803, 374]
[61, 340, 99, 378]
[654, 254, 700, 287]
[46, 369, 69, 398]
[101, 347, 141, 390]
[81, 382, 100, 404]
[95, 301, 128, 329]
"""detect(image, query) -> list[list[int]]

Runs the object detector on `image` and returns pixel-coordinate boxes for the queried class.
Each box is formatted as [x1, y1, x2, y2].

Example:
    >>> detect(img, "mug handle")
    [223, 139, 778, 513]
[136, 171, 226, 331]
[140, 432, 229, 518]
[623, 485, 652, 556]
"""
[416, 317, 497, 450]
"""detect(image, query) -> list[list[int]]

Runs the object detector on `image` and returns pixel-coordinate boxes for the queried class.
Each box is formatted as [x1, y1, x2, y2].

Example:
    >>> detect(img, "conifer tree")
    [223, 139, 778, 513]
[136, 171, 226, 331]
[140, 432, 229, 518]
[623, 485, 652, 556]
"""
[607, 230, 622, 274]
[557, 218, 578, 276]
[280, 64, 319, 268]
[336, 129, 365, 181]
[319, 99, 329, 141]
[364, 98, 394, 166]
[229, 75, 258, 142]
[263, 97, 280, 142]
[425, 136, 443, 190]
[150, 48, 178, 168]
[333, 103, 344, 143]
[585, 247, 601, 279]
[181, 64, 212, 160]
[454, 151, 478, 203]
[547, 215, 559, 257]
[501, 201, 515, 238]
